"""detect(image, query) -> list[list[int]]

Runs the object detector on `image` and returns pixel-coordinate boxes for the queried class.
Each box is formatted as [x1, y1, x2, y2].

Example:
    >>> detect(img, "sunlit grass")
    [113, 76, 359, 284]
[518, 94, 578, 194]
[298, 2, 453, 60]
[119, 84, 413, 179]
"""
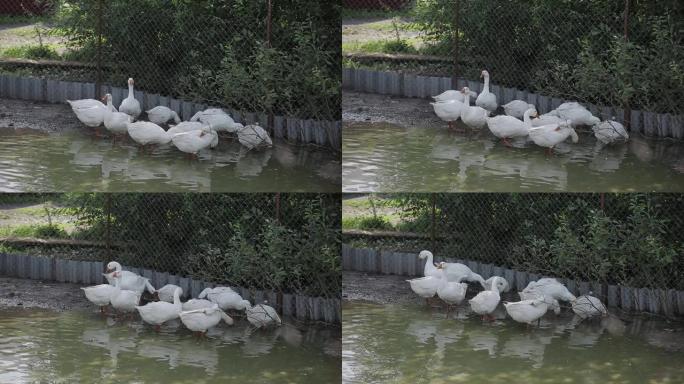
[0, 44, 61, 60]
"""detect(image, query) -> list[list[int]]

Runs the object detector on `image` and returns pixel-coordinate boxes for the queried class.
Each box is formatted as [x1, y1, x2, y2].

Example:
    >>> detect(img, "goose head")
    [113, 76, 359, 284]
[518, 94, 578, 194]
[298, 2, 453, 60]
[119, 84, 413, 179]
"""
[565, 120, 579, 143]
[480, 70, 490, 79]
[418, 250, 433, 260]
[127, 78, 135, 87]
[105, 261, 122, 273]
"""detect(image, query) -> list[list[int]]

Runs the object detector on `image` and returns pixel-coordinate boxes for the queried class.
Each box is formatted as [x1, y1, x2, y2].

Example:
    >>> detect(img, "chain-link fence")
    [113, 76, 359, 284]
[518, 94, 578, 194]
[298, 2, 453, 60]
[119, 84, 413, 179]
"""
[0, 193, 341, 300]
[343, 0, 683, 124]
[0, 0, 341, 121]
[342, 193, 684, 291]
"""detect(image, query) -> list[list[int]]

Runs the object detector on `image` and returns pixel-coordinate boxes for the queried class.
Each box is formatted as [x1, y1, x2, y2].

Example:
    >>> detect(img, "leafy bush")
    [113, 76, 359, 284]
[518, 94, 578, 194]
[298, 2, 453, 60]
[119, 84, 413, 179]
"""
[65, 193, 341, 297]
[349, 193, 684, 290]
[0, 44, 60, 60]
[57, 0, 341, 120]
[343, 215, 393, 230]
[409, 0, 683, 113]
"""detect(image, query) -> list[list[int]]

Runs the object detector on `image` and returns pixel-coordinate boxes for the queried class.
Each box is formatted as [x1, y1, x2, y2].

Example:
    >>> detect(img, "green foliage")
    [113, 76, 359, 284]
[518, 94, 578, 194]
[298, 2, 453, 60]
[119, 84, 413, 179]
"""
[409, 0, 683, 113]
[350, 193, 684, 290]
[0, 223, 68, 238]
[65, 193, 341, 297]
[56, 0, 341, 120]
[343, 215, 393, 230]
[0, 44, 60, 60]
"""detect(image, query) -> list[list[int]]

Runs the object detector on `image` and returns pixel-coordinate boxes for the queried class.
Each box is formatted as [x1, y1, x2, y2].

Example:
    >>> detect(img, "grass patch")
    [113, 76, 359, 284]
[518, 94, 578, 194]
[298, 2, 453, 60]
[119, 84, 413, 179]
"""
[362, 19, 419, 32]
[0, 44, 61, 60]
[0, 15, 51, 25]
[0, 223, 69, 238]
[343, 38, 419, 54]
[342, 215, 394, 231]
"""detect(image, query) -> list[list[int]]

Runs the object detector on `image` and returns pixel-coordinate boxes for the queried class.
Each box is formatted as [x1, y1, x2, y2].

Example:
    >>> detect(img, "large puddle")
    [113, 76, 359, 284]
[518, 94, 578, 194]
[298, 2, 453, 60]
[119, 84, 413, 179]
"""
[343, 301, 684, 384]
[0, 128, 340, 192]
[342, 122, 684, 192]
[0, 307, 340, 383]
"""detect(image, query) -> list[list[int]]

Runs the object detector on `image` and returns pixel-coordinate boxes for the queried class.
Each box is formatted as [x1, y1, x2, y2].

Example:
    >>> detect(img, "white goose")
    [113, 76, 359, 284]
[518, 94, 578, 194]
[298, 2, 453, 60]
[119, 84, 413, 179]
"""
[528, 119, 578, 154]
[67, 98, 106, 110]
[191, 108, 240, 133]
[156, 284, 183, 303]
[109, 271, 142, 315]
[180, 304, 224, 336]
[519, 278, 576, 315]
[571, 295, 607, 319]
[172, 130, 218, 156]
[436, 269, 467, 315]
[146, 106, 181, 125]
[431, 99, 464, 129]
[407, 275, 442, 305]
[103, 261, 155, 295]
[236, 124, 273, 150]
[460, 86, 490, 130]
[504, 297, 549, 325]
[166, 121, 207, 136]
[486, 108, 536, 147]
[182, 299, 234, 325]
[126, 121, 171, 148]
[593, 120, 629, 145]
[418, 250, 441, 278]
[475, 70, 498, 112]
[531, 112, 565, 127]
[245, 302, 282, 328]
[81, 281, 117, 313]
[484, 276, 511, 292]
[549, 102, 600, 127]
[432, 88, 478, 103]
[119, 78, 141, 119]
[503, 100, 537, 119]
[136, 287, 182, 331]
[71, 104, 107, 128]
[439, 261, 486, 288]
[103, 94, 133, 136]
[469, 276, 506, 320]
[198, 287, 250, 311]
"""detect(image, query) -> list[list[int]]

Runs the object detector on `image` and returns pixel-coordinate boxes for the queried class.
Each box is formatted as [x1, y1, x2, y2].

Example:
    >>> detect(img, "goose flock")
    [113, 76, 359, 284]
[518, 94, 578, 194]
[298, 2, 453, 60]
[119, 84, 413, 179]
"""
[407, 251, 608, 326]
[67, 78, 273, 157]
[81, 261, 282, 336]
[431, 69, 630, 154]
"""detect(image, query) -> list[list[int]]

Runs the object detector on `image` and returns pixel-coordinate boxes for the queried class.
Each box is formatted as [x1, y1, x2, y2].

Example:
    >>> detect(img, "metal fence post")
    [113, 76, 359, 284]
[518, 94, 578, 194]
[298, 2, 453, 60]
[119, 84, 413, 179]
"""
[266, 0, 275, 134]
[105, 194, 111, 261]
[451, 0, 460, 90]
[95, 0, 104, 99]
[275, 192, 280, 224]
[622, 0, 631, 130]
[430, 194, 436, 251]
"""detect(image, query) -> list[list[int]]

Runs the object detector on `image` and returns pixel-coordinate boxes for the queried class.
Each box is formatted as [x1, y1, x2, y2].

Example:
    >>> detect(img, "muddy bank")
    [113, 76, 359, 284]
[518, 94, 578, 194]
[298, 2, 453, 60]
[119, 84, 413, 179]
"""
[0, 98, 81, 133]
[343, 271, 524, 307]
[0, 276, 90, 311]
[342, 91, 441, 128]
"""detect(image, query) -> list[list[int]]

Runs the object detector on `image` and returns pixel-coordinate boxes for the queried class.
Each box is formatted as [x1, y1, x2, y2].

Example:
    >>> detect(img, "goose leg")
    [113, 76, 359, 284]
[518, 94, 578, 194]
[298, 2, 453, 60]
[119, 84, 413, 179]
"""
[502, 138, 513, 147]
[154, 324, 161, 332]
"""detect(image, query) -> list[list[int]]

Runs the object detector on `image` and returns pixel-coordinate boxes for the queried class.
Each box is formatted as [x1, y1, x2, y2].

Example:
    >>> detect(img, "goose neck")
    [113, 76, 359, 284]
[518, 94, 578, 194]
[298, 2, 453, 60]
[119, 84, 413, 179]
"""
[483, 74, 490, 93]
[127, 83, 134, 97]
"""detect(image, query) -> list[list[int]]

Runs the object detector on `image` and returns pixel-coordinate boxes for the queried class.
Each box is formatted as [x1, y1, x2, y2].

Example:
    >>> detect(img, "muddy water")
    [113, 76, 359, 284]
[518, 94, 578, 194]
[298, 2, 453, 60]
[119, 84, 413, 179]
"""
[0, 307, 340, 383]
[342, 122, 684, 192]
[343, 301, 684, 384]
[0, 128, 340, 192]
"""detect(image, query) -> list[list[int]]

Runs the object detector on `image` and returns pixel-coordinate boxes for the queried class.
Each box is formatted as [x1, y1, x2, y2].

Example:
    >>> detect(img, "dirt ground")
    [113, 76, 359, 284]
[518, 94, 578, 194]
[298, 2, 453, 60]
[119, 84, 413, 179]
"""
[342, 91, 441, 128]
[342, 17, 420, 45]
[0, 98, 81, 133]
[0, 202, 74, 228]
[0, 276, 90, 311]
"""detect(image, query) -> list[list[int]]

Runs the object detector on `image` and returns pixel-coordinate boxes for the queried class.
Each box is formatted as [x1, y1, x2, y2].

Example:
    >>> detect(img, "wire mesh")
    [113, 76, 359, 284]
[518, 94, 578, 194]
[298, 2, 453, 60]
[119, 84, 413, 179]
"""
[0, 0, 341, 121]
[342, 0, 683, 118]
[0, 193, 341, 299]
[342, 193, 684, 291]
